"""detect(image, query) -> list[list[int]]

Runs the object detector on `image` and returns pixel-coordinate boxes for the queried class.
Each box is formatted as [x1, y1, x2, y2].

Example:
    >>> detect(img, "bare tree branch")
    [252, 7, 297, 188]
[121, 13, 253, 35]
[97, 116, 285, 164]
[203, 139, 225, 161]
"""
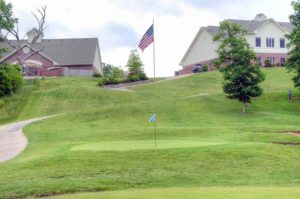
[7, 5, 47, 75]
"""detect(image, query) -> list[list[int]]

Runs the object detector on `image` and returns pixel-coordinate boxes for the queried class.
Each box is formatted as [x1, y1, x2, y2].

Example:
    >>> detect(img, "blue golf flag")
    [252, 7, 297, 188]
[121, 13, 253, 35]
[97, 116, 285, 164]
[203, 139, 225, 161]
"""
[149, 114, 156, 123]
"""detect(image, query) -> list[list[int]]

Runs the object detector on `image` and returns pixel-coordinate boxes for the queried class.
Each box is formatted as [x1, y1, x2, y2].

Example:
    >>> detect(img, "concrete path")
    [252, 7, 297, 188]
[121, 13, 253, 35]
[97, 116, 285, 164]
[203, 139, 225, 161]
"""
[0, 116, 54, 163]
[106, 74, 194, 92]
[286, 132, 300, 136]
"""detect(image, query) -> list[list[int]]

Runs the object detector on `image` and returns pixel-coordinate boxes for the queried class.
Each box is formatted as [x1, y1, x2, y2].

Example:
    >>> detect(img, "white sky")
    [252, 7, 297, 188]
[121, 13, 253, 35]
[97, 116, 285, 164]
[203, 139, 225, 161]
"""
[8, 0, 293, 77]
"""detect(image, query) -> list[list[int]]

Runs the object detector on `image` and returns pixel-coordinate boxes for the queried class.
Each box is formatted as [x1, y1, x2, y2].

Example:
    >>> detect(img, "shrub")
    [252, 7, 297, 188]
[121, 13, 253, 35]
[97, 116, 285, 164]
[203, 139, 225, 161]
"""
[98, 77, 107, 86]
[93, 72, 102, 78]
[202, 65, 208, 72]
[0, 64, 23, 97]
[98, 77, 126, 86]
[264, 60, 273, 67]
[127, 75, 140, 82]
[109, 77, 124, 84]
[138, 73, 148, 80]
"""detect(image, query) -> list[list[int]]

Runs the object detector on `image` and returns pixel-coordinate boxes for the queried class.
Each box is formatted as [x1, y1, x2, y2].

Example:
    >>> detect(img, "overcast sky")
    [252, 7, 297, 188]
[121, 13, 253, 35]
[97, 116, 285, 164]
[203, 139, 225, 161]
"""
[8, 0, 293, 77]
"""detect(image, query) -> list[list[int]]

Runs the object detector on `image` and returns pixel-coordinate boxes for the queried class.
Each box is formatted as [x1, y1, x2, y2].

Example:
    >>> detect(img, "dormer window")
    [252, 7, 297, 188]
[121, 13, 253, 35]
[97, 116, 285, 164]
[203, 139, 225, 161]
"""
[280, 38, 285, 48]
[255, 37, 261, 47]
[266, 38, 274, 48]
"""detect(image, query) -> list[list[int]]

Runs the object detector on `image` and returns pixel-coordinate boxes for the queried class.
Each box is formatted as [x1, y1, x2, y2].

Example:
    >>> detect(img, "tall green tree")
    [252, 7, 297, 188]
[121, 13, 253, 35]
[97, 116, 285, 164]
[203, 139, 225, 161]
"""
[286, 0, 300, 87]
[126, 49, 144, 75]
[0, 0, 17, 57]
[213, 21, 265, 113]
[126, 49, 147, 81]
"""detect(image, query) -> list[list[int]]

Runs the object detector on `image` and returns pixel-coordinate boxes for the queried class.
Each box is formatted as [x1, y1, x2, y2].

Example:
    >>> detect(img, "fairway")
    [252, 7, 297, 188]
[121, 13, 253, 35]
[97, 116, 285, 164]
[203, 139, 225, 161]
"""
[71, 140, 229, 151]
[49, 186, 300, 199]
[0, 68, 300, 198]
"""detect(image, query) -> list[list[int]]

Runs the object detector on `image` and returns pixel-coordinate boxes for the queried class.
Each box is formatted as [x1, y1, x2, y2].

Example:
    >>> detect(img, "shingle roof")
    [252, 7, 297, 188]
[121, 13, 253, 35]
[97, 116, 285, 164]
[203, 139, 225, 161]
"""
[278, 22, 294, 31]
[204, 26, 219, 36]
[204, 19, 294, 36]
[1, 38, 99, 65]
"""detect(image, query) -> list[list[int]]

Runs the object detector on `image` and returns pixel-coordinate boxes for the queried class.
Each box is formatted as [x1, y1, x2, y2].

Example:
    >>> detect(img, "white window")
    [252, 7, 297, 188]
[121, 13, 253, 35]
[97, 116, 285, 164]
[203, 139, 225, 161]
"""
[280, 38, 285, 48]
[266, 38, 275, 48]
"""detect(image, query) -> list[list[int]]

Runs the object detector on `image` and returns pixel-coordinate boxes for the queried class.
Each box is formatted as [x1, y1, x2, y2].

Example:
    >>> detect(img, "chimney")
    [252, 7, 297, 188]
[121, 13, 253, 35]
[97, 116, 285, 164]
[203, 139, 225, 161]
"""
[26, 28, 43, 43]
[254, 13, 267, 21]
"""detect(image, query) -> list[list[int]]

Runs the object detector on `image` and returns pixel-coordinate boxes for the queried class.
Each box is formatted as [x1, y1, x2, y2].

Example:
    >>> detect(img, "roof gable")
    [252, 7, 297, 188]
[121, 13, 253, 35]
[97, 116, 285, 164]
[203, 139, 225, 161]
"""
[0, 38, 99, 66]
[202, 19, 293, 37]
[0, 43, 56, 64]
[228, 18, 292, 34]
[253, 19, 291, 34]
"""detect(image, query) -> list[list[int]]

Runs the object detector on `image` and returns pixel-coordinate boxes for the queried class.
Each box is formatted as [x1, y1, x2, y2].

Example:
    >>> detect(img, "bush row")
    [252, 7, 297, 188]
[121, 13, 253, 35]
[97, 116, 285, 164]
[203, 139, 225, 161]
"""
[98, 73, 148, 86]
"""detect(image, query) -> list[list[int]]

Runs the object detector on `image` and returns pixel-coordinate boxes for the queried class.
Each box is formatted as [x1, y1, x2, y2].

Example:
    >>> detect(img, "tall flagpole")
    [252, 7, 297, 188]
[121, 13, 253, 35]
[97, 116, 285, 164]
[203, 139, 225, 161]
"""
[153, 19, 156, 79]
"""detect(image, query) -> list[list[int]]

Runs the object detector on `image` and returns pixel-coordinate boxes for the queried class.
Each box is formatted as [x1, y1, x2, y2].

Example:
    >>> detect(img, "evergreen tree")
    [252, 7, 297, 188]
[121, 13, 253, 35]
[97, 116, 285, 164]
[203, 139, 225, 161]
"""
[213, 21, 265, 113]
[286, 0, 300, 87]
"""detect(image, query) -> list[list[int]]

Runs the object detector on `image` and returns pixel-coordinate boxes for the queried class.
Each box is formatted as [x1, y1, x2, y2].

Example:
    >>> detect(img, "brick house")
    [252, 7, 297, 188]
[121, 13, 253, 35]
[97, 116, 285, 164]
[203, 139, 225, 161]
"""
[177, 14, 294, 75]
[0, 28, 103, 77]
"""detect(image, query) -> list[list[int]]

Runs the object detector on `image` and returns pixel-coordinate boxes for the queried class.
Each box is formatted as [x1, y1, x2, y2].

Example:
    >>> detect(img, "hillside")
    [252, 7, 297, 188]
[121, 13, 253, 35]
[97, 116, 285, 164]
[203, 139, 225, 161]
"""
[0, 68, 300, 198]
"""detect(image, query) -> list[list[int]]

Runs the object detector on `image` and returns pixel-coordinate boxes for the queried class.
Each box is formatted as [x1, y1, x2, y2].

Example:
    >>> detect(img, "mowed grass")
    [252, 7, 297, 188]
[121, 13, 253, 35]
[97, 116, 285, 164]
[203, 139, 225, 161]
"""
[71, 140, 229, 151]
[0, 68, 300, 198]
[49, 186, 300, 199]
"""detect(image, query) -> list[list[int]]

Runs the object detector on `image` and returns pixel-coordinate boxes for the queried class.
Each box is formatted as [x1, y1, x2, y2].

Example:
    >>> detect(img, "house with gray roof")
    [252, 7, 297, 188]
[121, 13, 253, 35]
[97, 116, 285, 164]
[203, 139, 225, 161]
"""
[0, 29, 103, 77]
[178, 14, 293, 75]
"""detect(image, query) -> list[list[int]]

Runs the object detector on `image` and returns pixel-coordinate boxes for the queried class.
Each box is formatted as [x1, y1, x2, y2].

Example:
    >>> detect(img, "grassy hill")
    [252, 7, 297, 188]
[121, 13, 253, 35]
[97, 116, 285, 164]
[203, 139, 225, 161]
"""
[0, 68, 300, 198]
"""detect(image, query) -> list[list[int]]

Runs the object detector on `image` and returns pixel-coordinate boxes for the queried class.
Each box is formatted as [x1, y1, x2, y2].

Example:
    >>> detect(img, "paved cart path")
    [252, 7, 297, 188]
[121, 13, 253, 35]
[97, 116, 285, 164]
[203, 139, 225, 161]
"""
[0, 116, 54, 163]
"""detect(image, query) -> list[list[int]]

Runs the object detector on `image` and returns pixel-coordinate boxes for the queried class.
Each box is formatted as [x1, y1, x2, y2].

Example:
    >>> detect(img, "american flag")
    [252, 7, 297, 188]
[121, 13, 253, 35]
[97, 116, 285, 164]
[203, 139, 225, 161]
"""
[139, 24, 154, 52]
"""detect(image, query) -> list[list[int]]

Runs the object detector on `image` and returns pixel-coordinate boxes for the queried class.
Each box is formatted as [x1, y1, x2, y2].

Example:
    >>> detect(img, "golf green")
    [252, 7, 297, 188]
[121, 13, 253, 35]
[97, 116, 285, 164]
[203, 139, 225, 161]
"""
[71, 140, 229, 151]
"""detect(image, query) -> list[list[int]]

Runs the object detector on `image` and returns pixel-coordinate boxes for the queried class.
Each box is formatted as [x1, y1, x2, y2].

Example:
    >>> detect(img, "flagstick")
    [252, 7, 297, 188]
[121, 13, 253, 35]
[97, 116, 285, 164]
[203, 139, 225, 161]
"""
[154, 119, 157, 150]
[153, 18, 156, 79]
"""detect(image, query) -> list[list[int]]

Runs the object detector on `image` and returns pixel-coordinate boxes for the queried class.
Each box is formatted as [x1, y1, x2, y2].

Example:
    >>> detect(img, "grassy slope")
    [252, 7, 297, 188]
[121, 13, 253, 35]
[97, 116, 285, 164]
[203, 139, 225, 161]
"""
[0, 68, 300, 198]
[0, 79, 40, 124]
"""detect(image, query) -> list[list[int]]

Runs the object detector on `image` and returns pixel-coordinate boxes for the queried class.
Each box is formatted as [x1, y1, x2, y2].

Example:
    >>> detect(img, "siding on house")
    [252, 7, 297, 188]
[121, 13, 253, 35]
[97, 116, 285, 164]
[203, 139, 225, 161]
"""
[93, 43, 103, 74]
[180, 28, 219, 68]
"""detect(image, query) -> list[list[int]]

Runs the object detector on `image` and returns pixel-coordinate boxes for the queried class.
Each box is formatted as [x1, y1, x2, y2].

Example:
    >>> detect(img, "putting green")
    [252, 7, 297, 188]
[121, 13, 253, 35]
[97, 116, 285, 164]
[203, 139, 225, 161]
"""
[48, 186, 300, 199]
[71, 140, 228, 152]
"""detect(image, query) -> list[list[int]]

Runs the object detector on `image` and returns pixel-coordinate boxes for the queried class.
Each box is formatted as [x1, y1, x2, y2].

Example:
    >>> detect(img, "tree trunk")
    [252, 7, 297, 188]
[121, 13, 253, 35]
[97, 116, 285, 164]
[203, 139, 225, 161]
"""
[242, 101, 247, 114]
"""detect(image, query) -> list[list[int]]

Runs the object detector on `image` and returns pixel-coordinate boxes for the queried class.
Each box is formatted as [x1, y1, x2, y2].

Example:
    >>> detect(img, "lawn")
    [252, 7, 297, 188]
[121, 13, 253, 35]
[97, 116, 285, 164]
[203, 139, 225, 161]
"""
[0, 68, 300, 198]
